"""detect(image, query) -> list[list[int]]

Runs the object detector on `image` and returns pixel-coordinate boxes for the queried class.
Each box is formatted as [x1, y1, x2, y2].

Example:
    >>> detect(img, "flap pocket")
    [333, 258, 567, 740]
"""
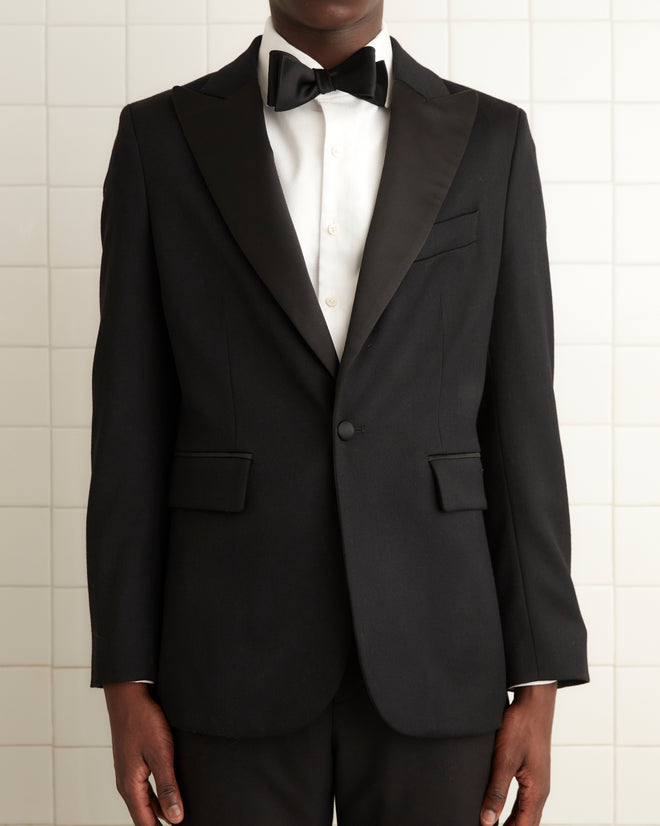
[415, 209, 479, 261]
[427, 452, 487, 512]
[167, 451, 253, 512]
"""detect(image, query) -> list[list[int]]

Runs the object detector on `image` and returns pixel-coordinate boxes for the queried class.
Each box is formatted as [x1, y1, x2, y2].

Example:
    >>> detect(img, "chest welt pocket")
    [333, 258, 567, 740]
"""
[427, 452, 487, 512]
[167, 451, 253, 512]
[414, 209, 479, 262]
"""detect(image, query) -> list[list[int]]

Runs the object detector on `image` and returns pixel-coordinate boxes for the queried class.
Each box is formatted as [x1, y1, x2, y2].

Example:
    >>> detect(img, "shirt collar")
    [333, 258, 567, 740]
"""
[257, 15, 393, 109]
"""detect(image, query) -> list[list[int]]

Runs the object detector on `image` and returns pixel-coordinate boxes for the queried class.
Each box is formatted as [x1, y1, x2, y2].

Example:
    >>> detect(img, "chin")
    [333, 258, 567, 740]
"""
[277, 0, 380, 31]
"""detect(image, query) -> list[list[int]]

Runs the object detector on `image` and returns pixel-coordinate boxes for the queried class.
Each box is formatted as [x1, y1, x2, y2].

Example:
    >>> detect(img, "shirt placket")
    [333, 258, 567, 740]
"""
[317, 97, 352, 357]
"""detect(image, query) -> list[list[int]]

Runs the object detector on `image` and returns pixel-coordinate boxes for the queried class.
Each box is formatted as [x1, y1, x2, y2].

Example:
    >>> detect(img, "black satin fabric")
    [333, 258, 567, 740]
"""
[267, 46, 388, 111]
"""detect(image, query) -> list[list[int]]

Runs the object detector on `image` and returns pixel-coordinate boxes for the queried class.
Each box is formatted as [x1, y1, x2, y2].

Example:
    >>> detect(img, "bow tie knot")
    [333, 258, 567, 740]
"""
[267, 46, 388, 112]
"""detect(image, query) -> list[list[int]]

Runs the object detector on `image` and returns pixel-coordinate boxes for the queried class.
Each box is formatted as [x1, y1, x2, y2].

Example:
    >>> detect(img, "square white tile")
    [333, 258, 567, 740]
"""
[534, 103, 611, 182]
[0, 507, 50, 585]
[0, 0, 44, 22]
[387, 22, 449, 77]
[569, 505, 613, 586]
[544, 183, 612, 263]
[533, 22, 611, 101]
[0, 348, 49, 426]
[53, 586, 91, 667]
[51, 348, 93, 428]
[53, 668, 111, 746]
[0, 25, 44, 103]
[614, 23, 660, 101]
[208, 0, 269, 22]
[543, 745, 613, 824]
[613, 0, 660, 17]
[550, 265, 612, 345]
[616, 667, 660, 746]
[0, 587, 50, 665]
[560, 425, 612, 505]
[614, 426, 660, 505]
[0, 745, 53, 823]
[0, 427, 50, 506]
[451, 0, 527, 17]
[552, 666, 613, 745]
[384, 0, 448, 19]
[48, 0, 125, 24]
[55, 746, 131, 824]
[616, 185, 660, 265]
[615, 104, 660, 183]
[615, 266, 660, 346]
[53, 507, 87, 587]
[0, 106, 46, 185]
[532, 0, 610, 17]
[49, 187, 102, 268]
[208, 23, 266, 71]
[128, 25, 207, 101]
[0, 666, 51, 744]
[554, 345, 611, 425]
[52, 427, 91, 508]
[51, 268, 101, 348]
[575, 584, 614, 665]
[0, 187, 47, 265]
[449, 22, 530, 101]
[614, 347, 660, 425]
[615, 507, 660, 585]
[616, 746, 660, 824]
[0, 268, 48, 346]
[128, 0, 205, 23]
[48, 107, 121, 187]
[616, 586, 660, 665]
[47, 26, 125, 106]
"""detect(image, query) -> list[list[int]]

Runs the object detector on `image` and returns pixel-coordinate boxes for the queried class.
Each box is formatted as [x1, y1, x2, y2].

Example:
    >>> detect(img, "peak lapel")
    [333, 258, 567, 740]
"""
[336, 41, 478, 387]
[171, 52, 339, 379]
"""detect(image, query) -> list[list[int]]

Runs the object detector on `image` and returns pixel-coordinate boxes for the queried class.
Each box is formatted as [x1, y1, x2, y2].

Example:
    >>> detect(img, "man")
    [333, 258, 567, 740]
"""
[86, 1, 589, 824]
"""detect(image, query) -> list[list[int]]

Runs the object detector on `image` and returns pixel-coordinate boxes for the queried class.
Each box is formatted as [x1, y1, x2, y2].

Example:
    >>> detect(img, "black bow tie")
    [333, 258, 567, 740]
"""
[267, 46, 388, 112]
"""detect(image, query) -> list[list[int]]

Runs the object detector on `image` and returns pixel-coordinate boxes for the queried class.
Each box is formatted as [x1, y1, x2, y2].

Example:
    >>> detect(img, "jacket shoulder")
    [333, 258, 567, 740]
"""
[443, 77, 522, 131]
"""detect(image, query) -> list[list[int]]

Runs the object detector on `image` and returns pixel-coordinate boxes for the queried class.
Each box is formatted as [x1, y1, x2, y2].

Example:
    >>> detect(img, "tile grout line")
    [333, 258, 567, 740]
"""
[446, 0, 452, 81]
[44, 0, 56, 819]
[610, 2, 618, 823]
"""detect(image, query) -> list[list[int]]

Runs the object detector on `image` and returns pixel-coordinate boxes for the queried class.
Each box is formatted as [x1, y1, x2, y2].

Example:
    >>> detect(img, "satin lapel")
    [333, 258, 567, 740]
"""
[172, 78, 339, 379]
[336, 49, 478, 387]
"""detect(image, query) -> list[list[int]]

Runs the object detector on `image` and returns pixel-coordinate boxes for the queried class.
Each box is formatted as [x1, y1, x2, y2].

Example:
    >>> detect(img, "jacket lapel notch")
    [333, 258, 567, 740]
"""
[172, 76, 339, 379]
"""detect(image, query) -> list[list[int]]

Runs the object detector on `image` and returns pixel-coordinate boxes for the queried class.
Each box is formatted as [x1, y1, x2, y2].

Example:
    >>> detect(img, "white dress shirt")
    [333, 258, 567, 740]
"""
[130, 19, 555, 691]
[257, 15, 392, 360]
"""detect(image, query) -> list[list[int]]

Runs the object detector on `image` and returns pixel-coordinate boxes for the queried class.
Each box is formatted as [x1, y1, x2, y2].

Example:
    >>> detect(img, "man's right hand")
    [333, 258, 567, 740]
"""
[104, 682, 184, 826]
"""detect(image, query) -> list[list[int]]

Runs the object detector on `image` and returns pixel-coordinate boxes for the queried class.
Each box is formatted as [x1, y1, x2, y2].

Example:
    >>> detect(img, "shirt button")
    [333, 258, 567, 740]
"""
[325, 295, 338, 308]
[327, 223, 339, 236]
[331, 145, 343, 158]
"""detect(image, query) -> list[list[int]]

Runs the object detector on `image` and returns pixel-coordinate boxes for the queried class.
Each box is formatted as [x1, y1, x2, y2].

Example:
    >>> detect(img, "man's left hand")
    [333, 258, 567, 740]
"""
[480, 682, 557, 826]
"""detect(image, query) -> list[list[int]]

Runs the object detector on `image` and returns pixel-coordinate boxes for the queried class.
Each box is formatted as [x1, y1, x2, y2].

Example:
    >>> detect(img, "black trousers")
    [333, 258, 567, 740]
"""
[170, 632, 498, 825]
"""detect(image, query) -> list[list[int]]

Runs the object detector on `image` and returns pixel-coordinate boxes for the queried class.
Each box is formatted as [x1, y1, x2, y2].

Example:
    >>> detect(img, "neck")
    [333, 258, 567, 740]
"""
[269, 9, 384, 68]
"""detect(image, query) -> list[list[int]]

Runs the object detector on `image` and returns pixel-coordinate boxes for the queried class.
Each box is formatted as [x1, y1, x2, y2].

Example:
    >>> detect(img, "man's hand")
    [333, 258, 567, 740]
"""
[480, 683, 557, 826]
[104, 682, 184, 826]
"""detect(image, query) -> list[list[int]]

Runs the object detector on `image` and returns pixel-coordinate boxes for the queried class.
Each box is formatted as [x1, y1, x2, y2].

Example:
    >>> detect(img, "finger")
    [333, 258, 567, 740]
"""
[150, 754, 184, 824]
[480, 754, 517, 826]
[503, 796, 519, 826]
[147, 783, 168, 823]
[508, 777, 547, 826]
[120, 777, 160, 826]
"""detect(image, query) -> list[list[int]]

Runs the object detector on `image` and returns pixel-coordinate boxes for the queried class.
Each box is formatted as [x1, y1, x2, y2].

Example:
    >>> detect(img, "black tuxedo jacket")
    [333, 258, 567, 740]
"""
[86, 35, 589, 739]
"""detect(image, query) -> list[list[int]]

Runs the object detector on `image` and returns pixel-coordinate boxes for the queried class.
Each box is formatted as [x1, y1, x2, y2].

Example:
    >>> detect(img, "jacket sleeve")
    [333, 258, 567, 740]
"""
[86, 103, 180, 688]
[476, 107, 589, 689]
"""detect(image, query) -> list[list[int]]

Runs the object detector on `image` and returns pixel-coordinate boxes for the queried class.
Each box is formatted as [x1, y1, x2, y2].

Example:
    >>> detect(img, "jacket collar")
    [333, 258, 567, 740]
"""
[172, 35, 478, 383]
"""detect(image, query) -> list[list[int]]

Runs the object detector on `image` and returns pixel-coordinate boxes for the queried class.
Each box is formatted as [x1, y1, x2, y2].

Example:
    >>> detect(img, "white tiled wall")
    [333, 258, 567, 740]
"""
[0, 0, 657, 824]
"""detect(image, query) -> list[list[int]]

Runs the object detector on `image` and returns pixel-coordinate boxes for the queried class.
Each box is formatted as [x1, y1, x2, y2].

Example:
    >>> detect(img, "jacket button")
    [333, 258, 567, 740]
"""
[337, 420, 355, 441]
